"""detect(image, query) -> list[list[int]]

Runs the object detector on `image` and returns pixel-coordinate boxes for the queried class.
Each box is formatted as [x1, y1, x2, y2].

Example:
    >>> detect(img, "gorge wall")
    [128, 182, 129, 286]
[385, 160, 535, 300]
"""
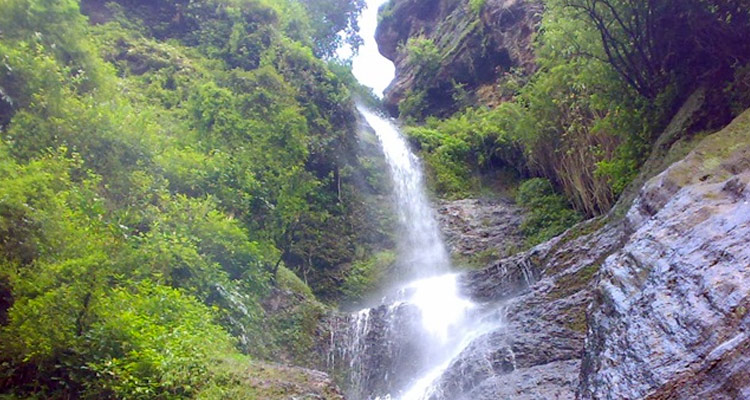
[343, 95, 750, 400]
[376, 0, 541, 116]
[320, 0, 750, 393]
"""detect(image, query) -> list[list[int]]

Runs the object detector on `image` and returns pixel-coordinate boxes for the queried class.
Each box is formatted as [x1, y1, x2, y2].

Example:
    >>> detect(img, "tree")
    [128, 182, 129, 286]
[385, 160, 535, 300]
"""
[300, 0, 366, 58]
[559, 0, 750, 99]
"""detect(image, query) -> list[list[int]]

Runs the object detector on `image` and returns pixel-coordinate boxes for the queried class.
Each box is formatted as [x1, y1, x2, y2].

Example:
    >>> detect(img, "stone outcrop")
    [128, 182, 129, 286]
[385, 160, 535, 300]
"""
[423, 218, 624, 399]
[242, 361, 346, 400]
[326, 303, 424, 399]
[436, 198, 525, 265]
[323, 101, 750, 399]
[424, 108, 750, 399]
[375, 0, 542, 116]
[579, 109, 750, 399]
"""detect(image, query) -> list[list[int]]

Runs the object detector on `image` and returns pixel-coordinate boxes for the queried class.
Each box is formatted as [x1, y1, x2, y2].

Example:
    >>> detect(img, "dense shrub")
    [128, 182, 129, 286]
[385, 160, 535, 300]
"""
[0, 0, 389, 396]
[515, 178, 582, 246]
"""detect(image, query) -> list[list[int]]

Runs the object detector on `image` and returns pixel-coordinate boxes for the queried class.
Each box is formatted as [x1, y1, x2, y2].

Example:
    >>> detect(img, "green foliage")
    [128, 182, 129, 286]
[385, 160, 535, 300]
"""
[399, 89, 430, 123]
[552, 0, 750, 100]
[300, 0, 366, 58]
[515, 178, 582, 246]
[0, 0, 389, 397]
[469, 0, 486, 14]
[397, 36, 443, 121]
[400, 0, 655, 216]
[340, 251, 396, 306]
[402, 36, 441, 76]
[84, 282, 236, 398]
[393, 0, 750, 220]
[404, 103, 525, 197]
[0, 0, 111, 98]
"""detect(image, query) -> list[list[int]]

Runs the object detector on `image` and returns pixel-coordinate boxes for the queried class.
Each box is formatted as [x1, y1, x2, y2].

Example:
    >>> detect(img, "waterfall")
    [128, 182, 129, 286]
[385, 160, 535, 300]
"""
[358, 107, 450, 279]
[329, 108, 499, 400]
[328, 2, 503, 398]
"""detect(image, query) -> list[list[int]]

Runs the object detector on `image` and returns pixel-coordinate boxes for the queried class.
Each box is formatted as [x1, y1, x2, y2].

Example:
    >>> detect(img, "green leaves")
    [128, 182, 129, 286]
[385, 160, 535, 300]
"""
[516, 178, 582, 247]
[86, 281, 235, 398]
[403, 36, 441, 76]
[0, 0, 381, 396]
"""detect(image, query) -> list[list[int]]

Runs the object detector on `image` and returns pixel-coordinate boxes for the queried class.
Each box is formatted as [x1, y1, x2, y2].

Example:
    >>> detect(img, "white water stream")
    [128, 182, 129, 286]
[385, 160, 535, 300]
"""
[335, 2, 503, 398]
[353, 109, 497, 399]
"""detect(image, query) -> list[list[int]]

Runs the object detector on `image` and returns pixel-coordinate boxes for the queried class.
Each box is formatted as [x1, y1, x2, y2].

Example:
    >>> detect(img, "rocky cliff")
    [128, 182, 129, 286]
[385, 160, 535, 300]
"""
[437, 198, 525, 265]
[376, 105, 750, 399]
[579, 108, 750, 399]
[376, 0, 541, 116]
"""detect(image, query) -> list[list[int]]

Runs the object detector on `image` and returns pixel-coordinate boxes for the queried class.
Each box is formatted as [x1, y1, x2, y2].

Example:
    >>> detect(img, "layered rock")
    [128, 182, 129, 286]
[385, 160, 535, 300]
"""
[437, 198, 525, 265]
[376, 0, 542, 116]
[579, 109, 750, 399]
[326, 303, 424, 399]
[322, 101, 750, 398]
[421, 218, 624, 399]
[423, 108, 750, 399]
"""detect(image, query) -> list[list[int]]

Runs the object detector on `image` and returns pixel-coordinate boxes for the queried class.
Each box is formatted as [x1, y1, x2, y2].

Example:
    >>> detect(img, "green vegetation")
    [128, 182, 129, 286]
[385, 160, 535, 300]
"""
[516, 178, 582, 247]
[469, 0, 486, 14]
[0, 0, 390, 397]
[405, 105, 525, 197]
[340, 250, 396, 307]
[402, 36, 441, 76]
[397, 0, 750, 244]
[398, 37, 443, 121]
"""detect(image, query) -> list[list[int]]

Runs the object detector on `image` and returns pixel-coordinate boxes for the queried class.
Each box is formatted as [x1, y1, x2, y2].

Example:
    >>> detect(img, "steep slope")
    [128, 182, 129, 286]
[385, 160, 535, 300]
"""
[391, 103, 750, 399]
[0, 0, 385, 397]
[376, 0, 541, 116]
[579, 108, 750, 399]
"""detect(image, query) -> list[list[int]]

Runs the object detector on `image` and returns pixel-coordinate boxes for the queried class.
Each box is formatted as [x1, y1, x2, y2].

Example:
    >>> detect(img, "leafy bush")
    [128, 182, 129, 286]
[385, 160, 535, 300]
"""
[515, 178, 582, 246]
[0, 0, 390, 396]
[340, 251, 396, 306]
[85, 282, 237, 398]
[398, 0, 653, 215]
[402, 36, 441, 76]
[404, 104, 526, 197]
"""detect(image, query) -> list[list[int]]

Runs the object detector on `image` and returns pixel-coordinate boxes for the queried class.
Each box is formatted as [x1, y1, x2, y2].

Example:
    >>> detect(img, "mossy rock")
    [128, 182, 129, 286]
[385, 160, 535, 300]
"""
[198, 357, 344, 400]
[546, 264, 600, 301]
[662, 108, 750, 188]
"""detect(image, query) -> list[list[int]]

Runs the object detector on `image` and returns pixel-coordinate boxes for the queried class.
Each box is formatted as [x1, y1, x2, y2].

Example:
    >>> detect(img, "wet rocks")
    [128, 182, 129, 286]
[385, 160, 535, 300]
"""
[433, 110, 750, 400]
[375, 0, 542, 116]
[324, 107, 750, 398]
[427, 217, 624, 399]
[579, 109, 750, 399]
[436, 198, 525, 266]
[326, 303, 424, 399]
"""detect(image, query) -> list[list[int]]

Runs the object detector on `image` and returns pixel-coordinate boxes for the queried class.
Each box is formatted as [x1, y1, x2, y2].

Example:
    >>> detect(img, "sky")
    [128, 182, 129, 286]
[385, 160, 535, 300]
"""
[342, 0, 396, 96]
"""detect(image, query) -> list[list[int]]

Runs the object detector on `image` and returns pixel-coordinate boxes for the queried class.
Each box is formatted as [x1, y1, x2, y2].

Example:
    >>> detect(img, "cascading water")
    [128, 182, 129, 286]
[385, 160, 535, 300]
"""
[358, 108, 450, 279]
[329, 108, 502, 400]
[329, 2, 504, 398]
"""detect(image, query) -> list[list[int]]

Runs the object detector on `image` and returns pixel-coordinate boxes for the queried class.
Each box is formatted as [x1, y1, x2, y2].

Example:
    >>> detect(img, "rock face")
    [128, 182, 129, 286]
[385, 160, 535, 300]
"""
[323, 105, 750, 399]
[376, 0, 542, 116]
[326, 303, 424, 399]
[579, 109, 750, 399]
[421, 109, 750, 399]
[423, 218, 625, 399]
[437, 198, 525, 265]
